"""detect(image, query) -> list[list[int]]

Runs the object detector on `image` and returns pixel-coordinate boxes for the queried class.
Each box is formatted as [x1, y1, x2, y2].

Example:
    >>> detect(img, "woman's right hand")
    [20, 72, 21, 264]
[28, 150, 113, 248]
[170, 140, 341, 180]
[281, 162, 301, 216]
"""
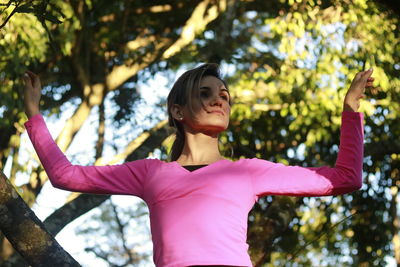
[22, 71, 42, 119]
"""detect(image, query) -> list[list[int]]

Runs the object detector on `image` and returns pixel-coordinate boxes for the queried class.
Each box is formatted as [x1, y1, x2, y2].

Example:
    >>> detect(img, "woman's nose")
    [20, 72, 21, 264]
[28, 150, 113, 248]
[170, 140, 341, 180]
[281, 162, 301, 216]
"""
[210, 94, 223, 106]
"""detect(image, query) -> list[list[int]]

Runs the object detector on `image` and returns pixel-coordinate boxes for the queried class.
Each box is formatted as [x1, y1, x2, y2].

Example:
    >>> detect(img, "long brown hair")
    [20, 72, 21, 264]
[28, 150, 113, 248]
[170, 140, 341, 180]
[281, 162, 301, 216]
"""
[167, 63, 229, 161]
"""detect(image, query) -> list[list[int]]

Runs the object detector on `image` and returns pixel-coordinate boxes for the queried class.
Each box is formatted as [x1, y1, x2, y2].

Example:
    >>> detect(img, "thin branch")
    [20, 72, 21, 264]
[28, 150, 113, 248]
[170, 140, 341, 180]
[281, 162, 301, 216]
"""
[84, 247, 111, 264]
[106, 0, 229, 92]
[0, 2, 19, 30]
[110, 200, 136, 264]
[0, 0, 14, 8]
[95, 94, 106, 159]
[162, 0, 229, 59]
[95, 119, 168, 165]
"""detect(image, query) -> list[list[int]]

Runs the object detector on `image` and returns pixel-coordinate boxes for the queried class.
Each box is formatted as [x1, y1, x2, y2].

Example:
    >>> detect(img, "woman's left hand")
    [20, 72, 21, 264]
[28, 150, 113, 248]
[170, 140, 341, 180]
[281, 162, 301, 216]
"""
[343, 69, 374, 112]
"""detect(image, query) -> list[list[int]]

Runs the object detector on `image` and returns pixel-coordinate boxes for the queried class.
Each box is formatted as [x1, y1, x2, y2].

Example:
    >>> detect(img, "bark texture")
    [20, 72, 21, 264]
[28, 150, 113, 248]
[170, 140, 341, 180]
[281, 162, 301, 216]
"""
[0, 170, 81, 267]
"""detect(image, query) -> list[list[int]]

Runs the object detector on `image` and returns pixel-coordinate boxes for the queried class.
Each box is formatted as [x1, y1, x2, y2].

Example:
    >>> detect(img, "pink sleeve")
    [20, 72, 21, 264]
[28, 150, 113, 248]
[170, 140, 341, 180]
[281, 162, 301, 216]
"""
[247, 111, 364, 198]
[24, 114, 157, 198]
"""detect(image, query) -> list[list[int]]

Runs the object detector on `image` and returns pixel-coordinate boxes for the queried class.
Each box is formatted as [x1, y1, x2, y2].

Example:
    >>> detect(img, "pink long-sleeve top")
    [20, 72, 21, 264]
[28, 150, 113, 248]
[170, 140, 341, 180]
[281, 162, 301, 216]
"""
[25, 111, 363, 267]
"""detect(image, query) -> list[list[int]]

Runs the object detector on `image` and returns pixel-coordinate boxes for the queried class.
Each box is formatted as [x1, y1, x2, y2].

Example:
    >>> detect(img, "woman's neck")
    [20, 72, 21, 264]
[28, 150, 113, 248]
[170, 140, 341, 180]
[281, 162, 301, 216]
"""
[176, 131, 224, 166]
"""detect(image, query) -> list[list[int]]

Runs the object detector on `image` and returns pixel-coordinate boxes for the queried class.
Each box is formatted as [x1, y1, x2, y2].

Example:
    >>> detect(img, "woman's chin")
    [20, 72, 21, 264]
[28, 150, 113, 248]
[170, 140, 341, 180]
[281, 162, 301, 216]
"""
[199, 124, 228, 135]
[185, 120, 229, 135]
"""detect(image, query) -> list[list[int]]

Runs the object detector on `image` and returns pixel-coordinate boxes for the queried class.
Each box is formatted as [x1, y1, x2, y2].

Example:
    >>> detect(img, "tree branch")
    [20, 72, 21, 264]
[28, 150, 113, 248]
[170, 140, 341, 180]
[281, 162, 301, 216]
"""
[95, 96, 106, 159]
[96, 119, 168, 165]
[162, 0, 230, 59]
[0, 2, 20, 30]
[110, 200, 136, 264]
[106, 0, 230, 93]
[43, 194, 108, 236]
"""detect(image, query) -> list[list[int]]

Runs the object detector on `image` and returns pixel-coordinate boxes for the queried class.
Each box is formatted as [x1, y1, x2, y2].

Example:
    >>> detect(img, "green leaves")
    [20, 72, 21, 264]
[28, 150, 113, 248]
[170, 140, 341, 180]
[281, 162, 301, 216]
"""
[1, 1, 64, 30]
[14, 4, 35, 14]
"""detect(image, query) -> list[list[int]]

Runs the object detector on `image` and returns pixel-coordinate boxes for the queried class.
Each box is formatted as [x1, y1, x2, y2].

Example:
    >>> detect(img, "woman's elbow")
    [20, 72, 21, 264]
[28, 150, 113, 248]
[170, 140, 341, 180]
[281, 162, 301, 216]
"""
[343, 174, 363, 193]
[48, 174, 69, 190]
[330, 170, 362, 195]
[340, 166, 363, 192]
[342, 182, 361, 194]
[347, 166, 363, 191]
[47, 167, 75, 191]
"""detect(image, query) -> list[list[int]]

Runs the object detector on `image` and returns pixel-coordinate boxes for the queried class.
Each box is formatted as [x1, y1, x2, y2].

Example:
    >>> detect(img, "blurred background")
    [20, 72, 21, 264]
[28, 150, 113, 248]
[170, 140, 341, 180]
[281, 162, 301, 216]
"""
[0, 0, 399, 266]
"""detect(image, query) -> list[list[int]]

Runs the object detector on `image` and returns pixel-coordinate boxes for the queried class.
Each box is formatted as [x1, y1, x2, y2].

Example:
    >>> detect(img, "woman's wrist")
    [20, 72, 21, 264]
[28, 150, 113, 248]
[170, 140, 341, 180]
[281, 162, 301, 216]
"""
[26, 108, 40, 119]
[343, 97, 360, 112]
[343, 103, 357, 112]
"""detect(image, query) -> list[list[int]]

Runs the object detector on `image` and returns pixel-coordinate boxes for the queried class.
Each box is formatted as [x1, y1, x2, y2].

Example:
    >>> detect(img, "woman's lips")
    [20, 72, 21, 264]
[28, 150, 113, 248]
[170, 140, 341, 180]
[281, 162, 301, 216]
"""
[209, 110, 224, 115]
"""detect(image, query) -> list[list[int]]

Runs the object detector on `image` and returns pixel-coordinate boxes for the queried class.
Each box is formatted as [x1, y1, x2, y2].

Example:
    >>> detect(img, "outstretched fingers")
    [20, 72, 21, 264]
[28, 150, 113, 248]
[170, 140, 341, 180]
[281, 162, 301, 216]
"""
[366, 77, 374, 88]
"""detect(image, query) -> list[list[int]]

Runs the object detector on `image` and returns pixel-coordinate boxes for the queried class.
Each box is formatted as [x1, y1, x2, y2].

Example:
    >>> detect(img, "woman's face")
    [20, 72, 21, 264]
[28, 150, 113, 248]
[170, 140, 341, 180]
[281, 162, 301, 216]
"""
[182, 75, 231, 135]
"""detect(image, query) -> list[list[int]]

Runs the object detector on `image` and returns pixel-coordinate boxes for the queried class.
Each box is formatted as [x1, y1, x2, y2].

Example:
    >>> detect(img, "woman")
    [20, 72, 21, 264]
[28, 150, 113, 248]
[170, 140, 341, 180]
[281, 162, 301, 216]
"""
[23, 64, 373, 267]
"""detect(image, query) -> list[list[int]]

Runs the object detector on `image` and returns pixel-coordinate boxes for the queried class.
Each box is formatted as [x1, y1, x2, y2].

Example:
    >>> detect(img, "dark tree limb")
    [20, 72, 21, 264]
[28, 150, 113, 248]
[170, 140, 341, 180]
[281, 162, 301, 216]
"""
[0, 170, 81, 267]
[43, 194, 109, 237]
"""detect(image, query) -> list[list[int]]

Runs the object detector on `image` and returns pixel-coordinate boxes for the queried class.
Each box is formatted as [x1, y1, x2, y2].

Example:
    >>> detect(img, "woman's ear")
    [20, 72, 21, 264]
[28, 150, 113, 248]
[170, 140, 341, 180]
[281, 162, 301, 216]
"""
[171, 104, 185, 121]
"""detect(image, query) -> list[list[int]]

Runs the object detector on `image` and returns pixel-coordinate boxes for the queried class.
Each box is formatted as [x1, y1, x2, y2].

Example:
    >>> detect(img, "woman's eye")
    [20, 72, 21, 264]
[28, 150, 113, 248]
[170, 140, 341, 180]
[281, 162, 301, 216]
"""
[221, 94, 229, 101]
[200, 91, 209, 98]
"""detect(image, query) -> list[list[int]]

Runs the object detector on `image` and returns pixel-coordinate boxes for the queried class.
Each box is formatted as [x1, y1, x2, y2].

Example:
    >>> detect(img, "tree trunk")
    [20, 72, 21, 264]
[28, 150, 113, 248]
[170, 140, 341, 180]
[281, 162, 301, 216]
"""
[0, 170, 80, 267]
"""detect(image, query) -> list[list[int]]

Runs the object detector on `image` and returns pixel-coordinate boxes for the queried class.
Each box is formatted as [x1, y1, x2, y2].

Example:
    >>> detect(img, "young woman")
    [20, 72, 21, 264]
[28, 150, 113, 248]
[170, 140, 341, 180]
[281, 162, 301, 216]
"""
[22, 64, 373, 267]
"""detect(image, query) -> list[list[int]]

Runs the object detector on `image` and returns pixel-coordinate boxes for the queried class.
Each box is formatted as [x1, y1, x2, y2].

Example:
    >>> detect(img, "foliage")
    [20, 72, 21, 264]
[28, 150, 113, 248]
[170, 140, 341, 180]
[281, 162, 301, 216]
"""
[214, 1, 399, 266]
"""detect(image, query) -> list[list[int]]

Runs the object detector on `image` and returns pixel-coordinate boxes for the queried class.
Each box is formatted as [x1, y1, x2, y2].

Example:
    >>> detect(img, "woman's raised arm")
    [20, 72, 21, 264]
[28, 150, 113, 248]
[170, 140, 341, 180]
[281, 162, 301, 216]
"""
[247, 70, 374, 198]
[247, 110, 363, 198]
[22, 72, 157, 198]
